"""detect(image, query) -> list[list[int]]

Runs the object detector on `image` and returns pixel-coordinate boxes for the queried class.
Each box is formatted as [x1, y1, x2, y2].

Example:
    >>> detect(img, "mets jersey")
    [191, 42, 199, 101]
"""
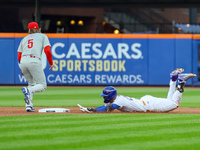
[17, 33, 51, 59]
[112, 93, 179, 112]
[112, 95, 146, 112]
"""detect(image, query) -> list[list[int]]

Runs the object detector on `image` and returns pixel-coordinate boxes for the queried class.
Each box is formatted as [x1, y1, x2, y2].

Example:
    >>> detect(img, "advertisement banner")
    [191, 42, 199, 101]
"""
[15, 35, 148, 85]
[1, 33, 192, 86]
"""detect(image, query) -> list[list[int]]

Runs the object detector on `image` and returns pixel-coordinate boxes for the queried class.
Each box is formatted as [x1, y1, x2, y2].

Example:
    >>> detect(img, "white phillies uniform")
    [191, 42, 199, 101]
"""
[112, 80, 182, 112]
[18, 33, 51, 107]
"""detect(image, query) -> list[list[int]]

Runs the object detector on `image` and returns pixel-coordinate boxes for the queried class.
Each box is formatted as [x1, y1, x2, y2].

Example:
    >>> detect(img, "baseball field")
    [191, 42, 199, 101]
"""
[0, 86, 200, 150]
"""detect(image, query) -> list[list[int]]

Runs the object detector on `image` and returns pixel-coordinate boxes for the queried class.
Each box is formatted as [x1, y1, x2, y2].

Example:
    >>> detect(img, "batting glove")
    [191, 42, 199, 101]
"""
[77, 104, 93, 113]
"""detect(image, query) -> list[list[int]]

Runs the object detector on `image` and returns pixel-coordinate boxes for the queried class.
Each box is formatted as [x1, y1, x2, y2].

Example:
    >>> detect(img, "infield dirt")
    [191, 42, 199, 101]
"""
[1, 107, 200, 117]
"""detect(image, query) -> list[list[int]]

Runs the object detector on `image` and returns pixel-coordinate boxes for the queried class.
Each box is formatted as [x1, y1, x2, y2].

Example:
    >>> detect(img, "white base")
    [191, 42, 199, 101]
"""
[38, 108, 70, 113]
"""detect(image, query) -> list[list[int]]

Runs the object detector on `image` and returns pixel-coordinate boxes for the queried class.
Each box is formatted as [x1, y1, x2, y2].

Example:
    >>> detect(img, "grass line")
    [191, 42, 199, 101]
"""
[0, 87, 200, 150]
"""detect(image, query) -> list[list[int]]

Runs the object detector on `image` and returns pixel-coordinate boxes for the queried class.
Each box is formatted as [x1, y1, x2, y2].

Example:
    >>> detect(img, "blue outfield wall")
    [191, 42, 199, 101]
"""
[0, 38, 15, 84]
[0, 33, 199, 86]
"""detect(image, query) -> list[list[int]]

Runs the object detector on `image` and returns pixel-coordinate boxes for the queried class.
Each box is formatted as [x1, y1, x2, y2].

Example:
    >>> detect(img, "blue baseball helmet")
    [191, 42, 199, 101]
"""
[100, 86, 117, 103]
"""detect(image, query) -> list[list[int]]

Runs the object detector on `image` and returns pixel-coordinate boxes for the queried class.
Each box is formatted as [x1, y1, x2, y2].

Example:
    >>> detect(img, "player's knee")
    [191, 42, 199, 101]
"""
[43, 84, 47, 90]
[41, 83, 47, 91]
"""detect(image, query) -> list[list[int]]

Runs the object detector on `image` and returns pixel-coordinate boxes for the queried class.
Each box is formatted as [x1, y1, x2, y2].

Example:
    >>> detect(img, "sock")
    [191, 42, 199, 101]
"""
[177, 82, 185, 93]
[171, 76, 178, 82]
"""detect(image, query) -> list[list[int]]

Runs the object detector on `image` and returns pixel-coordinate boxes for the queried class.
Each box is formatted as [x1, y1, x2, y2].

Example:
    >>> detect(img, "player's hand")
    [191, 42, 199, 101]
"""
[49, 65, 53, 70]
[77, 104, 93, 113]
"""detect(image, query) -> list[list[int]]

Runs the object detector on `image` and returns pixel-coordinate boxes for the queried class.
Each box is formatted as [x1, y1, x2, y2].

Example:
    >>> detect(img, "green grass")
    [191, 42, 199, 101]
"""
[1, 114, 200, 150]
[0, 86, 200, 107]
[0, 86, 200, 150]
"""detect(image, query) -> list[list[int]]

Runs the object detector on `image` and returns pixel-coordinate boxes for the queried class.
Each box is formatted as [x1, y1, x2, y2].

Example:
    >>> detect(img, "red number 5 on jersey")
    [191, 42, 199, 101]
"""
[28, 39, 33, 48]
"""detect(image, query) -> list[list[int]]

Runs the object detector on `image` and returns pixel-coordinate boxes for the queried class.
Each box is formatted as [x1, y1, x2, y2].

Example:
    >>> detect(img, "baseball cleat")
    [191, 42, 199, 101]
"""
[170, 68, 184, 81]
[178, 73, 196, 83]
[22, 87, 30, 105]
[26, 106, 35, 112]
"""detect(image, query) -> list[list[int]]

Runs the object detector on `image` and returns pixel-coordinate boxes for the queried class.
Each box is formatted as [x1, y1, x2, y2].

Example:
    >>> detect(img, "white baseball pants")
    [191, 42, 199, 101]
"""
[20, 56, 47, 107]
[140, 80, 182, 112]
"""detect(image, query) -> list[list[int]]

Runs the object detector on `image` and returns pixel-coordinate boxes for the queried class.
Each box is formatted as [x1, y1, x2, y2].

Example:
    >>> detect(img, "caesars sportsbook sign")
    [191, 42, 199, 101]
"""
[18, 36, 148, 85]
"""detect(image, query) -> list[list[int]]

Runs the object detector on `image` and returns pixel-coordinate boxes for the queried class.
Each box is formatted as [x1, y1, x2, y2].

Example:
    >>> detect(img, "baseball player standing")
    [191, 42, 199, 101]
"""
[17, 22, 53, 112]
[78, 68, 196, 113]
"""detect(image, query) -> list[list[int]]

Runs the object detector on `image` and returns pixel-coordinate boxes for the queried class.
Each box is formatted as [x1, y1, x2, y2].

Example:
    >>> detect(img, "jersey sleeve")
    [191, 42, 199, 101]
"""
[18, 52, 22, 63]
[43, 34, 51, 48]
[44, 46, 53, 66]
[112, 95, 125, 108]
[93, 103, 119, 112]
[17, 41, 23, 52]
[17, 40, 23, 62]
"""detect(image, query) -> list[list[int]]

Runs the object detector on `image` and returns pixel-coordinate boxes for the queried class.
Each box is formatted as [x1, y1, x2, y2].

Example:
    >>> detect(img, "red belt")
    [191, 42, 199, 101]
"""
[23, 55, 36, 58]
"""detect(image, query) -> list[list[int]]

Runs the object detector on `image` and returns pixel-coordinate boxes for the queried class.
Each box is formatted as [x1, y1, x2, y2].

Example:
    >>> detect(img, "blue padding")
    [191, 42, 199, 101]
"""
[0, 35, 196, 86]
[0, 39, 15, 84]
[148, 39, 175, 85]
[175, 38, 193, 85]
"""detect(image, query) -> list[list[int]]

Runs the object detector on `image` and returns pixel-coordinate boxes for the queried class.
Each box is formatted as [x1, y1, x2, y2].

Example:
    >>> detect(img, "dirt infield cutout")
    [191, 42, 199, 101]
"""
[1, 107, 200, 117]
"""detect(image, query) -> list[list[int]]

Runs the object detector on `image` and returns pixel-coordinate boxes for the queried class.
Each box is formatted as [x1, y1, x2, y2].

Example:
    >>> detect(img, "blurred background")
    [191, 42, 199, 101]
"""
[1, 0, 200, 34]
[0, 0, 200, 86]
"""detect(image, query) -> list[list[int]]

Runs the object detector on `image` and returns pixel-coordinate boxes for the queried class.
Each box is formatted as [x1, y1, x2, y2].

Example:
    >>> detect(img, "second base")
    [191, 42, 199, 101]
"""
[38, 108, 70, 113]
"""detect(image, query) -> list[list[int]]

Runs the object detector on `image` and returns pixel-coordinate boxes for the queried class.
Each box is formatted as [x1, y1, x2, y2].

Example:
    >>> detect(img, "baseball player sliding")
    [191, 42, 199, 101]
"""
[18, 22, 53, 112]
[78, 68, 196, 113]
